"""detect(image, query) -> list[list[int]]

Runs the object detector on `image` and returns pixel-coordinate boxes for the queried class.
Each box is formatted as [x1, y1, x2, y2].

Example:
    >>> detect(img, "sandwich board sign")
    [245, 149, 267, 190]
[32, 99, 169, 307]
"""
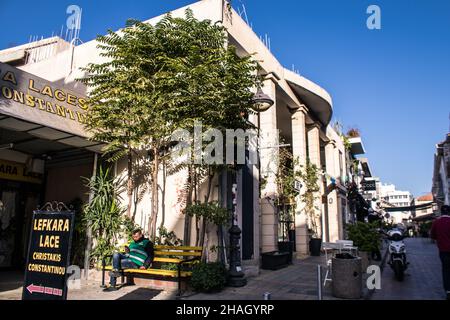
[22, 206, 75, 300]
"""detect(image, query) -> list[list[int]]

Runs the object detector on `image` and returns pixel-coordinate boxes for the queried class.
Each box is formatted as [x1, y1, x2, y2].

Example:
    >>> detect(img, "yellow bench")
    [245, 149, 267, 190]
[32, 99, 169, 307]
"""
[101, 245, 202, 296]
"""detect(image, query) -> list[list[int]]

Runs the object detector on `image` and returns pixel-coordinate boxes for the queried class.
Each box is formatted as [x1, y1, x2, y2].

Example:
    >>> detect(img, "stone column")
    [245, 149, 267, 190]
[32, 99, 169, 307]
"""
[307, 123, 323, 239]
[325, 140, 336, 178]
[259, 79, 279, 253]
[325, 141, 340, 242]
[291, 107, 309, 254]
[307, 124, 321, 167]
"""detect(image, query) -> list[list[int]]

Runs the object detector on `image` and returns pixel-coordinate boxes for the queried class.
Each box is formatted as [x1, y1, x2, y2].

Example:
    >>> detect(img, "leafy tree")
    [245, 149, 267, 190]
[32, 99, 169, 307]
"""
[80, 9, 260, 240]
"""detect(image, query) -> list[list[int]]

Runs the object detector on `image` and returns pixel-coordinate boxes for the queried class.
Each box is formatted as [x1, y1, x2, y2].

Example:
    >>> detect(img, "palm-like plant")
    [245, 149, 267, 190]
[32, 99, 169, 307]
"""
[82, 166, 127, 264]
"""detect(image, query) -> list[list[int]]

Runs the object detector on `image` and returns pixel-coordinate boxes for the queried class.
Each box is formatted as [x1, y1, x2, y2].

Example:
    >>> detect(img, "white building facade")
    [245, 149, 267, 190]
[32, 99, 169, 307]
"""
[380, 183, 413, 223]
[0, 0, 353, 271]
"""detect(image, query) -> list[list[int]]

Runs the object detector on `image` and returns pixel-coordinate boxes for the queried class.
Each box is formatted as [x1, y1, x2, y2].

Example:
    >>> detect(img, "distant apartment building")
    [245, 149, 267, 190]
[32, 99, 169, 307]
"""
[380, 183, 413, 223]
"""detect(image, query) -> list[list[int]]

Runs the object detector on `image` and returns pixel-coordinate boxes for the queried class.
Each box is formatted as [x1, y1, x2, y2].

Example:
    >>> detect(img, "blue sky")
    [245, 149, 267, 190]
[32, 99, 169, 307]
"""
[1, 0, 449, 196]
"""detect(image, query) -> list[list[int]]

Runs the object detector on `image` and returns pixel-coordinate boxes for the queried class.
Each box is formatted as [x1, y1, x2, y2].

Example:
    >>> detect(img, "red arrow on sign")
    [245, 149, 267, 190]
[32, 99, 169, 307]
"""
[27, 284, 44, 294]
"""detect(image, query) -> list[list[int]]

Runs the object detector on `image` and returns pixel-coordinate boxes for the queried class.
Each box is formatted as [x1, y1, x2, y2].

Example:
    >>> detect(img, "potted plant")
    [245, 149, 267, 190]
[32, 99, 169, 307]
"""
[277, 204, 295, 264]
[274, 148, 300, 262]
[298, 160, 322, 256]
[308, 234, 322, 256]
[347, 222, 381, 270]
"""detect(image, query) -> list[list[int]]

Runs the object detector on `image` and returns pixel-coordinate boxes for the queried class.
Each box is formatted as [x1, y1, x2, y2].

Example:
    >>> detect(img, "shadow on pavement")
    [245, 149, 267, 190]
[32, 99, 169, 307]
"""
[116, 287, 162, 300]
[0, 271, 24, 293]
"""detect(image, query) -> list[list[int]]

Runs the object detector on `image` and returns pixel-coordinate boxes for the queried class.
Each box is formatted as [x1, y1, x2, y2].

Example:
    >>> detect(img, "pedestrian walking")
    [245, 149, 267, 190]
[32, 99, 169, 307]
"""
[430, 205, 450, 300]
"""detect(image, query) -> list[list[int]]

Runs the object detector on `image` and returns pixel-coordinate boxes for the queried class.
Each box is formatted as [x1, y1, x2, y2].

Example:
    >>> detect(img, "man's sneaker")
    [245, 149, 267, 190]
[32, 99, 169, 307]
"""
[103, 285, 118, 292]
[109, 270, 122, 278]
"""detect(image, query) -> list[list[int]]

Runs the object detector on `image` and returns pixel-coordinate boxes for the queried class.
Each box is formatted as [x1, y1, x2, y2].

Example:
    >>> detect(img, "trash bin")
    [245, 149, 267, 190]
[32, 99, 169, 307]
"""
[331, 253, 362, 299]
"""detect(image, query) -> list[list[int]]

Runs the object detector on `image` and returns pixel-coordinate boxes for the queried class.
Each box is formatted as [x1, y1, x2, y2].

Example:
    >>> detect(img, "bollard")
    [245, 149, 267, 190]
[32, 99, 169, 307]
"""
[101, 258, 106, 288]
[317, 265, 322, 300]
[263, 292, 271, 300]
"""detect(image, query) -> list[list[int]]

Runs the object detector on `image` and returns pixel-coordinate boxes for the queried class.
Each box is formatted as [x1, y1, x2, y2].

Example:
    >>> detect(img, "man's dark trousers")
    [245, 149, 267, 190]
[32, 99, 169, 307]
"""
[110, 252, 138, 287]
[439, 252, 450, 293]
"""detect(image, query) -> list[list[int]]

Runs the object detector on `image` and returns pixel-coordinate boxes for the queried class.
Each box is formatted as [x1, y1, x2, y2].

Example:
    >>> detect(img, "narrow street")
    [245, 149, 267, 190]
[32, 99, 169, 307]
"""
[371, 237, 446, 300]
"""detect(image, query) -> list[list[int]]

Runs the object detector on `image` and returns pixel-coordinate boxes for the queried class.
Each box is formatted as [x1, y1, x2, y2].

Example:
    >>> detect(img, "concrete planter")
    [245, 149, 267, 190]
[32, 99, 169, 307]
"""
[359, 251, 370, 271]
[332, 255, 362, 299]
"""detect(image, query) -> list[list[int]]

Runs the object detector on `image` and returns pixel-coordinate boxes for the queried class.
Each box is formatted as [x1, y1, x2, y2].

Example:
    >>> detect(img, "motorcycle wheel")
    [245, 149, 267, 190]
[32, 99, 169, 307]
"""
[393, 260, 404, 281]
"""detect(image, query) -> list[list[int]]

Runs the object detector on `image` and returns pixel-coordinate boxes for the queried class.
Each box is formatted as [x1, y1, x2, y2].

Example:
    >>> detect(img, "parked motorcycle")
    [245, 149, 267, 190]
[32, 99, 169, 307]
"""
[386, 228, 409, 281]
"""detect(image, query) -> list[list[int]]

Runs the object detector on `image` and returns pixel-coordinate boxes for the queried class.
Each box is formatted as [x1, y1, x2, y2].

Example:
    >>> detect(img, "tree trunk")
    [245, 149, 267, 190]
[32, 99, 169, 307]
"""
[126, 149, 133, 218]
[149, 145, 160, 239]
[194, 167, 200, 246]
[160, 159, 166, 229]
[199, 171, 215, 248]
[183, 165, 194, 245]
[195, 217, 200, 247]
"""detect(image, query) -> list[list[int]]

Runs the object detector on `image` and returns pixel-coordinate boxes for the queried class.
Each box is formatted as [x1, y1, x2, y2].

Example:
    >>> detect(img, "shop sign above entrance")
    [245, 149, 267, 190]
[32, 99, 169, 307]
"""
[361, 179, 376, 191]
[0, 159, 43, 184]
[0, 62, 89, 137]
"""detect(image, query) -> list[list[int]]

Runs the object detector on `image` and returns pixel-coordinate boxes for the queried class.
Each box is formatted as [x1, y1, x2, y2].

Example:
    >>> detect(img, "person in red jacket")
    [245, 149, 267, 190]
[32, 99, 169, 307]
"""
[430, 205, 450, 300]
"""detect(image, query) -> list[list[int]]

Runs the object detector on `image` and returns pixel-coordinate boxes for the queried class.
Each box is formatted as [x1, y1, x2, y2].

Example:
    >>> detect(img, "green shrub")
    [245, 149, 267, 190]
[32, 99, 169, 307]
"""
[190, 262, 227, 293]
[347, 222, 381, 252]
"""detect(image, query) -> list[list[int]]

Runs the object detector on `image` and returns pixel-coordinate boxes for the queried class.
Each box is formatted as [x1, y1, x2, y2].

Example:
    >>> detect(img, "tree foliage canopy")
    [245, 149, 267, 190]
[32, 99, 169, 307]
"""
[79, 9, 262, 238]
[80, 9, 260, 156]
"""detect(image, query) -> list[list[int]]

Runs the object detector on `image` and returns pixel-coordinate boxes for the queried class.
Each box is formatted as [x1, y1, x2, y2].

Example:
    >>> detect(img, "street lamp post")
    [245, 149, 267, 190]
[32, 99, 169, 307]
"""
[227, 86, 274, 287]
[227, 183, 246, 287]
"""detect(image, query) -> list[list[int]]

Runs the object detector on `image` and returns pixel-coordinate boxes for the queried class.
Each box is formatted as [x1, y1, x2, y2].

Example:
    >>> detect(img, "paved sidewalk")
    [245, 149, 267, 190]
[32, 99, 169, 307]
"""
[0, 271, 177, 300]
[0, 249, 386, 301]
[371, 237, 447, 300]
[182, 255, 346, 301]
[181, 245, 389, 301]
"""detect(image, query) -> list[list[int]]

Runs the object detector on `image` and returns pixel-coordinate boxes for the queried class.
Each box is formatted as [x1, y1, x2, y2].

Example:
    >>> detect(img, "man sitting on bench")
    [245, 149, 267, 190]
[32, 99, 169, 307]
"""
[105, 228, 154, 291]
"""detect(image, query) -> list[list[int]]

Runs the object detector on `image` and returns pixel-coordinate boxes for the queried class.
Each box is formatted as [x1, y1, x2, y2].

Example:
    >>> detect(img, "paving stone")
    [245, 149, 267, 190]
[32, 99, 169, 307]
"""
[370, 237, 447, 300]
